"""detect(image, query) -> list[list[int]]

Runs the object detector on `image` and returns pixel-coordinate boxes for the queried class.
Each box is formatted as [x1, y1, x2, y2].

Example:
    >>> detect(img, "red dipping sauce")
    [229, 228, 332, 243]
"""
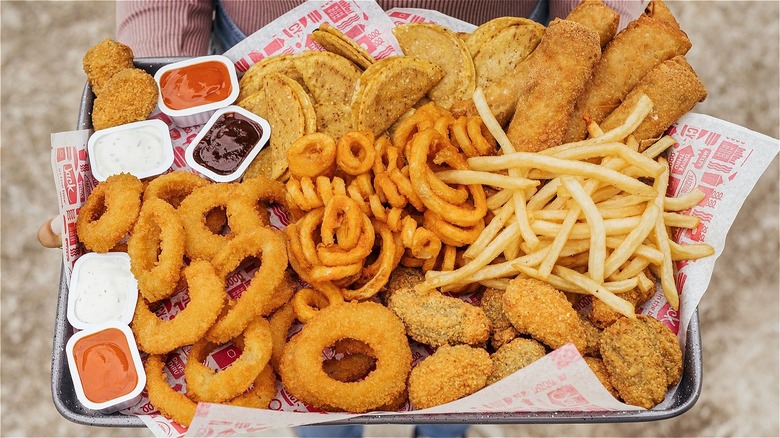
[159, 60, 232, 110]
[71, 328, 139, 404]
[193, 111, 264, 175]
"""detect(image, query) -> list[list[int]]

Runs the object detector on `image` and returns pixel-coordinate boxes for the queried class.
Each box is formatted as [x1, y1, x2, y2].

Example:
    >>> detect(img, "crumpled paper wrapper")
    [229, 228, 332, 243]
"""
[49, 1, 780, 437]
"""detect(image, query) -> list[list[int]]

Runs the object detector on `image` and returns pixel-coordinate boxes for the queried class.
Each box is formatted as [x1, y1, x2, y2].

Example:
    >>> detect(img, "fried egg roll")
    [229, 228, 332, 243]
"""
[505, 19, 601, 152]
[600, 55, 707, 150]
[565, 0, 619, 49]
[563, 13, 691, 143]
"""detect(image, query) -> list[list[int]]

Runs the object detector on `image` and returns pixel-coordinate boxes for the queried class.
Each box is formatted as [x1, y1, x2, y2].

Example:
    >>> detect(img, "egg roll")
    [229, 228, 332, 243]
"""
[600, 55, 707, 150]
[563, 13, 692, 143]
[505, 19, 601, 152]
[565, 0, 619, 48]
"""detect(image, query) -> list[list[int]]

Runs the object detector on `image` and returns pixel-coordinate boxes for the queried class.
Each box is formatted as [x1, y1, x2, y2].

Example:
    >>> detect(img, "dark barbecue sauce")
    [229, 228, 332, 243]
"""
[193, 112, 263, 175]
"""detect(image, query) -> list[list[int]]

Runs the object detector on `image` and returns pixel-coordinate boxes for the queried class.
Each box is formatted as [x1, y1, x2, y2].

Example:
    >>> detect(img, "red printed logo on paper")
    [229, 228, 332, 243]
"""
[212, 344, 241, 369]
[63, 164, 78, 204]
[547, 384, 588, 408]
[550, 345, 580, 369]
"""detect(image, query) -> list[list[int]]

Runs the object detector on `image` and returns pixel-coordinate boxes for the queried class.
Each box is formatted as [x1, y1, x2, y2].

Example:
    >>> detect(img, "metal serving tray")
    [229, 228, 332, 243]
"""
[51, 58, 703, 428]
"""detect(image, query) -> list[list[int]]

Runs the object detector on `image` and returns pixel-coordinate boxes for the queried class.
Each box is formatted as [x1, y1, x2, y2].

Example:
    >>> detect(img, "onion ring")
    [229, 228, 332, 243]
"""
[286, 132, 337, 178]
[178, 182, 239, 261]
[336, 131, 376, 176]
[268, 301, 295, 373]
[279, 301, 411, 413]
[230, 176, 288, 234]
[186, 316, 273, 403]
[226, 364, 277, 409]
[144, 354, 197, 427]
[205, 227, 287, 344]
[76, 173, 143, 252]
[131, 260, 225, 354]
[144, 170, 227, 234]
[127, 197, 185, 302]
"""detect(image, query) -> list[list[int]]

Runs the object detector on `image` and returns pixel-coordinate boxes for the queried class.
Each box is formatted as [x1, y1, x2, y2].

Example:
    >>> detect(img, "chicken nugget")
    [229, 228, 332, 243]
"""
[502, 278, 587, 352]
[83, 38, 135, 96]
[92, 68, 158, 130]
[387, 287, 491, 348]
[590, 270, 656, 328]
[599, 315, 682, 408]
[409, 344, 492, 409]
[486, 337, 546, 385]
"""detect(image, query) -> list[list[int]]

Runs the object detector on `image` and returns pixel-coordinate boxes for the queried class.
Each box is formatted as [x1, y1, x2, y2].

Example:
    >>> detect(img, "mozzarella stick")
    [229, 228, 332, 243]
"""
[600, 56, 707, 150]
[565, 0, 619, 48]
[563, 13, 691, 143]
[505, 19, 601, 153]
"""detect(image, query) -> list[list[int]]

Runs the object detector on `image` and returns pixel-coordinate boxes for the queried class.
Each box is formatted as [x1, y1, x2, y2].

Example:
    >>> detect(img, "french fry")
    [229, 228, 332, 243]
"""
[553, 266, 636, 318]
[603, 203, 660, 278]
[560, 176, 607, 283]
[435, 170, 538, 190]
[669, 240, 716, 260]
[664, 187, 706, 210]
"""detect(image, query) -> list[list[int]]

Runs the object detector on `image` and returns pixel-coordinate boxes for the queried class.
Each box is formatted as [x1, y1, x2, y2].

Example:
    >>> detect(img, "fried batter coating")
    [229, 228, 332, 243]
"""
[486, 337, 546, 385]
[480, 287, 518, 349]
[387, 287, 491, 348]
[408, 344, 492, 409]
[599, 315, 683, 408]
[579, 313, 602, 357]
[583, 356, 619, 399]
[92, 68, 158, 130]
[502, 278, 587, 352]
[380, 266, 425, 303]
[590, 270, 656, 328]
[83, 38, 134, 96]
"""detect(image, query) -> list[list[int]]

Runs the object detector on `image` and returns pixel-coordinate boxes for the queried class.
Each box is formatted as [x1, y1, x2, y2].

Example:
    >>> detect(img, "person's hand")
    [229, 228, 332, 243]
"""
[38, 215, 62, 248]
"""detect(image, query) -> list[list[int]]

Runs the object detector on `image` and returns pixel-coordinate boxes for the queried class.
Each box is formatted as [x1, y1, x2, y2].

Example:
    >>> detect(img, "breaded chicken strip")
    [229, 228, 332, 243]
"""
[502, 278, 587, 352]
[83, 38, 134, 96]
[486, 337, 546, 385]
[92, 68, 158, 130]
[480, 287, 518, 349]
[599, 315, 683, 408]
[387, 287, 491, 348]
[409, 344, 492, 409]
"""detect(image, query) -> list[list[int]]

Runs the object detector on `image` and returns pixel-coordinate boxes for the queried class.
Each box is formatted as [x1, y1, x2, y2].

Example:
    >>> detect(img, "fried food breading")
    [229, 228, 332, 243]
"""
[387, 286, 491, 348]
[505, 19, 601, 152]
[589, 269, 656, 328]
[502, 278, 587, 352]
[579, 313, 602, 357]
[583, 356, 619, 399]
[408, 344, 492, 409]
[83, 38, 134, 96]
[479, 287, 518, 349]
[599, 315, 683, 408]
[380, 266, 425, 303]
[486, 337, 546, 385]
[565, 0, 619, 48]
[92, 68, 158, 130]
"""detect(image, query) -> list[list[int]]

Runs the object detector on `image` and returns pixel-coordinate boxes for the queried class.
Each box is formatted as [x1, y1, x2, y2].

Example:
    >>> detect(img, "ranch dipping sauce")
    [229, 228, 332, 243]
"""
[73, 256, 134, 324]
[92, 125, 166, 177]
[192, 111, 264, 175]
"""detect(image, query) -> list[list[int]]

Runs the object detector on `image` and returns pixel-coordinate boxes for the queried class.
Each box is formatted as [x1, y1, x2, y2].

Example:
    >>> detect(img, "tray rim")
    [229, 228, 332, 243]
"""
[50, 57, 703, 428]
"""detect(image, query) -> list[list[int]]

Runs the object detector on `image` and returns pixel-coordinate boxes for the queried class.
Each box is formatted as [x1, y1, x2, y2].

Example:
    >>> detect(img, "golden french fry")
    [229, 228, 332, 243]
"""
[664, 187, 706, 211]
[553, 266, 636, 318]
[669, 240, 715, 260]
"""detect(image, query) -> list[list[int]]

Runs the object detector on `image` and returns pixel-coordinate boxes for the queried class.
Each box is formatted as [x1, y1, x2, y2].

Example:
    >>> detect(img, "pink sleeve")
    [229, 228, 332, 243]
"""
[550, 0, 646, 30]
[115, 0, 214, 57]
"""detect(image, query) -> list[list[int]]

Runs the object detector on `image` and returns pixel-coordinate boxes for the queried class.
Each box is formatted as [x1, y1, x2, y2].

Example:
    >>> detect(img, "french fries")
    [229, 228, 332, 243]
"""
[421, 89, 714, 314]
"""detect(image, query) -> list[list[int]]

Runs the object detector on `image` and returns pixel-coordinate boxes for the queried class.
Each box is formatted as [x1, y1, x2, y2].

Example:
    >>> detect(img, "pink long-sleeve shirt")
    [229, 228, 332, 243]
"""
[116, 0, 644, 57]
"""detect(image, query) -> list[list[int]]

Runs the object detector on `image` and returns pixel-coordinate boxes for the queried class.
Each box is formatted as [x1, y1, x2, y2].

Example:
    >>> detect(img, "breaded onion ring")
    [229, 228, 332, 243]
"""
[144, 170, 226, 234]
[127, 198, 185, 302]
[227, 364, 278, 409]
[186, 317, 273, 403]
[268, 301, 295, 373]
[279, 302, 411, 413]
[76, 173, 143, 252]
[178, 182, 239, 261]
[144, 354, 197, 427]
[336, 131, 376, 176]
[286, 132, 338, 178]
[131, 260, 225, 354]
[230, 176, 289, 234]
[205, 227, 288, 344]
